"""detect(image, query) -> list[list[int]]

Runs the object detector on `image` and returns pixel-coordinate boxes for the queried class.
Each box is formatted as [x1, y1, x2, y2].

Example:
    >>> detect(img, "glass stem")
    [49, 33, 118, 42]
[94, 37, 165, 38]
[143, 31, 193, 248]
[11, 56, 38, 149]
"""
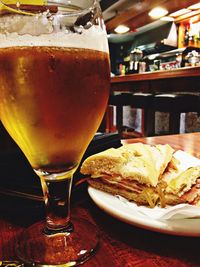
[39, 175, 74, 235]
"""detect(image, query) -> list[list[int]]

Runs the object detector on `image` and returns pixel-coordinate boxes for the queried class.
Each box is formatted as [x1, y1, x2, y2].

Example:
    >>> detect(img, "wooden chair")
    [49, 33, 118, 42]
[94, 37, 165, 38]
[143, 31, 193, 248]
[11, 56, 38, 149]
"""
[107, 92, 200, 137]
[149, 93, 200, 135]
[108, 92, 154, 137]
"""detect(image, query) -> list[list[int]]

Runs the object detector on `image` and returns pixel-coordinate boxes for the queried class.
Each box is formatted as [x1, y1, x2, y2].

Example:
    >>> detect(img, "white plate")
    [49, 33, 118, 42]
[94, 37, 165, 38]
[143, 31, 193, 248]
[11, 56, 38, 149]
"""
[88, 187, 200, 237]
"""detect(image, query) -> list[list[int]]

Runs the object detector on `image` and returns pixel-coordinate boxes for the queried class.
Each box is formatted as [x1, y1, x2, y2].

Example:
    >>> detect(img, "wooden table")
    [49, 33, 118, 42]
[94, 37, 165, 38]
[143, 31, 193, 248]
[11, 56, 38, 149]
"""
[1, 132, 200, 266]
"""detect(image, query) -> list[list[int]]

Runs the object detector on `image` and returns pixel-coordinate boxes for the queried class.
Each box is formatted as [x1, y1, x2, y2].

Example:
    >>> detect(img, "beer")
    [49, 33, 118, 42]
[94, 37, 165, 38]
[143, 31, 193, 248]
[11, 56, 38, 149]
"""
[0, 46, 110, 173]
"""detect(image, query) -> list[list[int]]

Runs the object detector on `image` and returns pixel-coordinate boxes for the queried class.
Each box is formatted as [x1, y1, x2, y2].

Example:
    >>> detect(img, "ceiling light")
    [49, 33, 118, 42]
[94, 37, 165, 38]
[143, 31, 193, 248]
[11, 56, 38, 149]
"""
[190, 15, 200, 23]
[114, 25, 130, 34]
[188, 2, 200, 10]
[176, 10, 200, 21]
[148, 7, 168, 19]
[148, 54, 159, 60]
[160, 16, 174, 21]
[170, 8, 190, 17]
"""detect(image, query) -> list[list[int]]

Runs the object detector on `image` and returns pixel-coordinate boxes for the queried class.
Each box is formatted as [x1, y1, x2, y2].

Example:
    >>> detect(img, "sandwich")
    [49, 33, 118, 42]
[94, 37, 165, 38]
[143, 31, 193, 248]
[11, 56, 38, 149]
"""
[165, 166, 200, 206]
[80, 143, 200, 208]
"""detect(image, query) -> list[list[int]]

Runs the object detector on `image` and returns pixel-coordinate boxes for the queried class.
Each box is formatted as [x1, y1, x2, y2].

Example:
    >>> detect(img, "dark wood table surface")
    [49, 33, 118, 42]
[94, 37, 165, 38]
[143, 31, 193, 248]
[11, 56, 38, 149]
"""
[1, 132, 200, 266]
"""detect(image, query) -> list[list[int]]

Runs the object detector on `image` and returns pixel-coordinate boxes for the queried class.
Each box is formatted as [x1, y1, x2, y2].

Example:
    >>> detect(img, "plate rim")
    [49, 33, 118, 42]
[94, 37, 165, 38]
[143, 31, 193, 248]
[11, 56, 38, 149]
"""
[88, 186, 200, 237]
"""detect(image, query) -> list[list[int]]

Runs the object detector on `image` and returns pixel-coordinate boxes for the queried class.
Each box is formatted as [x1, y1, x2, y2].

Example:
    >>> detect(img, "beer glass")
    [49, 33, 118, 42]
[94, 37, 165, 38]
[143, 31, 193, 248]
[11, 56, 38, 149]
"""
[0, 0, 110, 265]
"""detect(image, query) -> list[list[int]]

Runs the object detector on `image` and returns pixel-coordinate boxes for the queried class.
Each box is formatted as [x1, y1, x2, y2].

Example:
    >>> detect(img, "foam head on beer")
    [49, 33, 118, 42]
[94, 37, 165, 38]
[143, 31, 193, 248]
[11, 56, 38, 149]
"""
[0, 2, 109, 52]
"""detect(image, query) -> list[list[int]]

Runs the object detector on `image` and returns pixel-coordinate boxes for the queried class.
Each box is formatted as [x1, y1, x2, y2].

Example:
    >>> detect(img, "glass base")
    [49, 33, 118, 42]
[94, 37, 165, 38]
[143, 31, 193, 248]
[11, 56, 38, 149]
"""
[16, 217, 99, 266]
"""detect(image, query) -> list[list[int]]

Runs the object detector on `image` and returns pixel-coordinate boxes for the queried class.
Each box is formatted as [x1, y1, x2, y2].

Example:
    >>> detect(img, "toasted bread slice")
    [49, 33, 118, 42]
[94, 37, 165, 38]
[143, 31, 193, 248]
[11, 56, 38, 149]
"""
[161, 156, 182, 184]
[81, 143, 174, 187]
[150, 144, 175, 178]
[166, 166, 200, 196]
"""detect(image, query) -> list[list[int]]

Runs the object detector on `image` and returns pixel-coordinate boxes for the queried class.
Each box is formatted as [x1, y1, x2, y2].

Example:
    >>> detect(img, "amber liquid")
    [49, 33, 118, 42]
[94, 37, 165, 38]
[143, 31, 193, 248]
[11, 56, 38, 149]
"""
[0, 47, 110, 173]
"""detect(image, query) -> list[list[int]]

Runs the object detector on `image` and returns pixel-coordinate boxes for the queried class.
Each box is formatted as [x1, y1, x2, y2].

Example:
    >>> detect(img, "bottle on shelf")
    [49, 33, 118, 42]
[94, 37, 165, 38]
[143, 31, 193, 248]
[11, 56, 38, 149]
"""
[128, 48, 143, 74]
[184, 25, 189, 47]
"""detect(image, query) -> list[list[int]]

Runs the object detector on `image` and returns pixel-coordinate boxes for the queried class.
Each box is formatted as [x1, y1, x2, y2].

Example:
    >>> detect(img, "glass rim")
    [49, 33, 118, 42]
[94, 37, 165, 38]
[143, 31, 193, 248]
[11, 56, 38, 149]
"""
[0, 0, 98, 17]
